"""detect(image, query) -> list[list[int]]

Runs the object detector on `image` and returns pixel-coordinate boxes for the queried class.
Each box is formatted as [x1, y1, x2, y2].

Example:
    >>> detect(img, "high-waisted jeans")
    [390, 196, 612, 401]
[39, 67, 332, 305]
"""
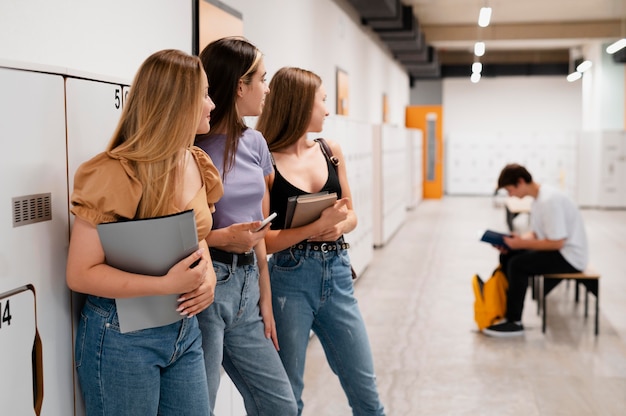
[75, 295, 210, 415]
[269, 244, 386, 416]
[196, 256, 297, 416]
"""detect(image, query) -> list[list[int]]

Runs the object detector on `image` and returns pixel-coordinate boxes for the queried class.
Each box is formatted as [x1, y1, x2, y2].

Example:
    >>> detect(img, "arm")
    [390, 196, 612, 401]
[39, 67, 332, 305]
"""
[66, 216, 210, 304]
[503, 234, 565, 251]
[254, 238, 280, 349]
[205, 222, 268, 253]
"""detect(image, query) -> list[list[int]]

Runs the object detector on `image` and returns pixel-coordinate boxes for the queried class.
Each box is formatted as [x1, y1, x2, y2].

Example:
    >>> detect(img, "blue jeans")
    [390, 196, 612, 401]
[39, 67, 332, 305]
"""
[269, 244, 385, 416]
[197, 256, 297, 416]
[75, 296, 210, 415]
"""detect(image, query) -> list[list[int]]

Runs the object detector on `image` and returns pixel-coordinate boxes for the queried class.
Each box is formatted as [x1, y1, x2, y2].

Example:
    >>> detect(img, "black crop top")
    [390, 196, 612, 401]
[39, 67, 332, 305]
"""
[269, 144, 342, 230]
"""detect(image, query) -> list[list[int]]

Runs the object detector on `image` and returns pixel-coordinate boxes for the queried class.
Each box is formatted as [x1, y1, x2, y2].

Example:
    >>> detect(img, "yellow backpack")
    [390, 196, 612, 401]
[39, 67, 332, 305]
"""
[472, 265, 508, 330]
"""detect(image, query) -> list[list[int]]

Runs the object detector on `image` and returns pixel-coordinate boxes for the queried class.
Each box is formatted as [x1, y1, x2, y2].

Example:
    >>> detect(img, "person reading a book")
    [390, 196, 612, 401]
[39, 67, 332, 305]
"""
[256, 67, 386, 416]
[66, 49, 223, 415]
[193, 37, 297, 416]
[483, 163, 588, 337]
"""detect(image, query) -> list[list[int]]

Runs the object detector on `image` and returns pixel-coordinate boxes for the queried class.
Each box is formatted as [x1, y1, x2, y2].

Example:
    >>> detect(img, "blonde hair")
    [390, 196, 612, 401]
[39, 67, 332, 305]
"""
[256, 67, 321, 152]
[107, 49, 205, 218]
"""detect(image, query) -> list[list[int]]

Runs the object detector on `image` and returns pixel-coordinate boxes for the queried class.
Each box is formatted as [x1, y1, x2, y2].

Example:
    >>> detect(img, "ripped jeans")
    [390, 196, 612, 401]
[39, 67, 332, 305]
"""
[269, 243, 385, 416]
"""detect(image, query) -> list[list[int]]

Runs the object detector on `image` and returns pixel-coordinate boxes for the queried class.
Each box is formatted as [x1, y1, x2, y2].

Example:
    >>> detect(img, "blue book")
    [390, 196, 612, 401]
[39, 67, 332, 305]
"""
[479, 229, 511, 248]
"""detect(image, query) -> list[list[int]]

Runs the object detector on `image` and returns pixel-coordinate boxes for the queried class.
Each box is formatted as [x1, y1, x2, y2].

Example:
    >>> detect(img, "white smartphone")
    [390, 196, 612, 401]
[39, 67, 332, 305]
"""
[253, 212, 277, 232]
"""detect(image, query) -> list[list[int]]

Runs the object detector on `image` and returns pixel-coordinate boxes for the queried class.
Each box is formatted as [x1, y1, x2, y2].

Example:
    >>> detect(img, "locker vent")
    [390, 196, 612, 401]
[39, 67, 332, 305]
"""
[12, 193, 52, 227]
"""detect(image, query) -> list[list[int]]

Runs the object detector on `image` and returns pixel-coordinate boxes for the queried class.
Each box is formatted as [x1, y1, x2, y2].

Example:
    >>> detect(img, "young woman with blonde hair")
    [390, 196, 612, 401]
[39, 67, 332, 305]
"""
[67, 49, 222, 415]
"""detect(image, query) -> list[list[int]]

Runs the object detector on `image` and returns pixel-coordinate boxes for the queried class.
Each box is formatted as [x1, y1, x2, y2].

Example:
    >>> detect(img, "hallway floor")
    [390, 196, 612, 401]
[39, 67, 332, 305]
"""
[302, 196, 626, 416]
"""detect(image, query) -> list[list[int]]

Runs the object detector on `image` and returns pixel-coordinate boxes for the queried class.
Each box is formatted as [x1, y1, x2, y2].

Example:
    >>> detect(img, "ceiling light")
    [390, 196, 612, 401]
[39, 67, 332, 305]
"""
[567, 72, 582, 82]
[478, 7, 492, 27]
[576, 60, 592, 73]
[472, 62, 483, 73]
[606, 38, 626, 54]
[474, 42, 485, 57]
[471, 72, 481, 83]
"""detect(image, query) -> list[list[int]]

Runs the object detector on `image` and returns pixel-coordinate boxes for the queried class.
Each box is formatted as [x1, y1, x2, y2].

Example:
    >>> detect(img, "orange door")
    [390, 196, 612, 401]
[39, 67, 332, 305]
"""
[406, 105, 443, 199]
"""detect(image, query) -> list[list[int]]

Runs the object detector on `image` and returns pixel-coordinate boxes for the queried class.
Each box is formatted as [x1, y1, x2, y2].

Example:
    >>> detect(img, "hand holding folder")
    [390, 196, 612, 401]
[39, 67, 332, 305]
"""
[97, 210, 199, 333]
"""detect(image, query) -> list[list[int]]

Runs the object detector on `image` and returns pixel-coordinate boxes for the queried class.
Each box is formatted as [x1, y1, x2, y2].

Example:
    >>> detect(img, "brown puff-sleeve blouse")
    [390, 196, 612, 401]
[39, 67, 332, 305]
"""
[70, 146, 223, 241]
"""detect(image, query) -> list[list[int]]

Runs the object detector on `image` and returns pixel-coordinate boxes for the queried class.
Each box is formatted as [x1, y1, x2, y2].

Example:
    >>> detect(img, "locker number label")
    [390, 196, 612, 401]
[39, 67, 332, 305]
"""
[115, 88, 121, 109]
[0, 299, 12, 328]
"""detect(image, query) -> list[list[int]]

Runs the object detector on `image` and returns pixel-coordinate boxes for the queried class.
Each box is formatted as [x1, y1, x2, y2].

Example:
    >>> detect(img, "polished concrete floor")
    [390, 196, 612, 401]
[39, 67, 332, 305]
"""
[302, 196, 626, 416]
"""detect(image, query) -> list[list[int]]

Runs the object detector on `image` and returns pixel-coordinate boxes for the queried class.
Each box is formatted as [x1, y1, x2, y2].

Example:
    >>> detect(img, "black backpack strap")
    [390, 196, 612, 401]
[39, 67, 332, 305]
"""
[314, 138, 340, 168]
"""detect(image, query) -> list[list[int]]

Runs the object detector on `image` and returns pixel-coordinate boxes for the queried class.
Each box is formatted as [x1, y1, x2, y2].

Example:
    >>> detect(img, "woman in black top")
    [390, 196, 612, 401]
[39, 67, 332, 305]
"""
[256, 67, 386, 416]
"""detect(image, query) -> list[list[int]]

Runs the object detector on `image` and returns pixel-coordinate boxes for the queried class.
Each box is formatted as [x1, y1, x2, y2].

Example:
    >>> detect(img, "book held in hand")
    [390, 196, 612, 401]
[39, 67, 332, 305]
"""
[284, 192, 338, 228]
[479, 229, 511, 248]
[96, 209, 198, 333]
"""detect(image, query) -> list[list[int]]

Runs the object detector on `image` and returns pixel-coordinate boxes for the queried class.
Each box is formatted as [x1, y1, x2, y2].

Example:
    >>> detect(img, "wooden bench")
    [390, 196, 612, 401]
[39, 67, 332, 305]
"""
[540, 269, 600, 335]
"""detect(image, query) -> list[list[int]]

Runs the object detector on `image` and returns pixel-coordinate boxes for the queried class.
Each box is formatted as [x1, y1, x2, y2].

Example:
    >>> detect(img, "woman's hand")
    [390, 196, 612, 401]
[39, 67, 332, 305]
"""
[308, 198, 349, 241]
[177, 265, 217, 317]
[160, 248, 215, 317]
[211, 222, 270, 253]
[260, 298, 280, 350]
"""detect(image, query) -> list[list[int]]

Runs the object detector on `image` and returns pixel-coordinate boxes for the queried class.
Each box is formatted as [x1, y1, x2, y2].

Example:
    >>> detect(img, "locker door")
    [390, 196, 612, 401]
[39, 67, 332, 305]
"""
[0, 67, 74, 415]
[66, 78, 125, 185]
[0, 287, 40, 416]
[600, 131, 626, 208]
[65, 77, 125, 416]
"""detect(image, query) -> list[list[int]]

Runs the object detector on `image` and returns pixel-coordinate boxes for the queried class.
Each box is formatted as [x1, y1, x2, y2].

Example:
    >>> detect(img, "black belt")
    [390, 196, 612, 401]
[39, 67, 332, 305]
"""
[209, 248, 255, 266]
[291, 240, 350, 253]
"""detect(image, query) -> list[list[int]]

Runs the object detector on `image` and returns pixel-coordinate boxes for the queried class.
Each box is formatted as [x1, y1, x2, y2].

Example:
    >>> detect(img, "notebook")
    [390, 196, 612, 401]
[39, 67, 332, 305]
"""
[97, 209, 198, 333]
[284, 192, 338, 229]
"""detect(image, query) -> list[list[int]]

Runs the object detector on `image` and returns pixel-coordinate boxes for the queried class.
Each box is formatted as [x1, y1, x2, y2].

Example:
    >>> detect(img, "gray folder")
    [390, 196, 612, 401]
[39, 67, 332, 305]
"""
[96, 209, 198, 333]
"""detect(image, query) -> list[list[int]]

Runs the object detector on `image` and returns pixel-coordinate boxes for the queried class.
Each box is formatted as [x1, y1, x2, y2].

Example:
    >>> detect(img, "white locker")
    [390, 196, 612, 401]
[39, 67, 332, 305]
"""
[599, 131, 626, 208]
[342, 118, 374, 276]
[0, 287, 40, 415]
[406, 128, 423, 209]
[0, 66, 74, 415]
[65, 76, 125, 415]
[577, 130, 626, 208]
[372, 124, 408, 247]
[66, 77, 125, 183]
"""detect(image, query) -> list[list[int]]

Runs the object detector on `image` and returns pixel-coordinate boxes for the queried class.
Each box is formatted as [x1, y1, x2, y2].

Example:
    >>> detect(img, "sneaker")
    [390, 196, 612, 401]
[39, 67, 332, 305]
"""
[482, 321, 524, 338]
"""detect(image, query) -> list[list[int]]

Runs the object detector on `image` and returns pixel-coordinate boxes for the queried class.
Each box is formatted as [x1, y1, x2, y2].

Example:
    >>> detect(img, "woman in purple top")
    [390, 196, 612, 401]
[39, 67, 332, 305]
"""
[194, 37, 297, 416]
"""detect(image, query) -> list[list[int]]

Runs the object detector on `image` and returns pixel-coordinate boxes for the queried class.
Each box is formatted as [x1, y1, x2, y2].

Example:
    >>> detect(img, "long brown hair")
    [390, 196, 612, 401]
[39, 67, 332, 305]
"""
[196, 36, 262, 176]
[256, 67, 321, 152]
[107, 49, 205, 218]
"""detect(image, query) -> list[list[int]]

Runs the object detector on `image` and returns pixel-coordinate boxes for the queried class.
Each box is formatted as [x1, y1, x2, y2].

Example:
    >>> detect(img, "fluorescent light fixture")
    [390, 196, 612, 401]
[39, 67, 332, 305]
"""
[472, 62, 483, 73]
[474, 42, 486, 57]
[567, 72, 582, 82]
[471, 72, 481, 83]
[576, 60, 592, 73]
[606, 38, 626, 54]
[478, 7, 492, 27]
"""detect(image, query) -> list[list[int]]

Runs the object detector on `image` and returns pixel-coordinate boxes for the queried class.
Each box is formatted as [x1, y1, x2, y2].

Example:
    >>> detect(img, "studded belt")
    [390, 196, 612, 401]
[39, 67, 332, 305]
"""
[291, 240, 350, 253]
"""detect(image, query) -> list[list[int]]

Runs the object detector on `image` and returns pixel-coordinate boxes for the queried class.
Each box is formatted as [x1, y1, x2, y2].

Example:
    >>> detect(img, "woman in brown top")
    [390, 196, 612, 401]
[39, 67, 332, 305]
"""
[66, 49, 223, 415]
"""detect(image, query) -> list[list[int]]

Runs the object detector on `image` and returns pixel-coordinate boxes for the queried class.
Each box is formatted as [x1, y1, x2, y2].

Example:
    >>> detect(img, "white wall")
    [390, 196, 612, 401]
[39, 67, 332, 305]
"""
[443, 76, 583, 196]
[443, 76, 582, 132]
[0, 0, 192, 81]
[224, 0, 410, 126]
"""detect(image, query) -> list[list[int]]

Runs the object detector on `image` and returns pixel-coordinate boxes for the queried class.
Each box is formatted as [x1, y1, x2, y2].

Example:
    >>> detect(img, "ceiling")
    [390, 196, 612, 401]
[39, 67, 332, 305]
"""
[346, 0, 626, 80]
